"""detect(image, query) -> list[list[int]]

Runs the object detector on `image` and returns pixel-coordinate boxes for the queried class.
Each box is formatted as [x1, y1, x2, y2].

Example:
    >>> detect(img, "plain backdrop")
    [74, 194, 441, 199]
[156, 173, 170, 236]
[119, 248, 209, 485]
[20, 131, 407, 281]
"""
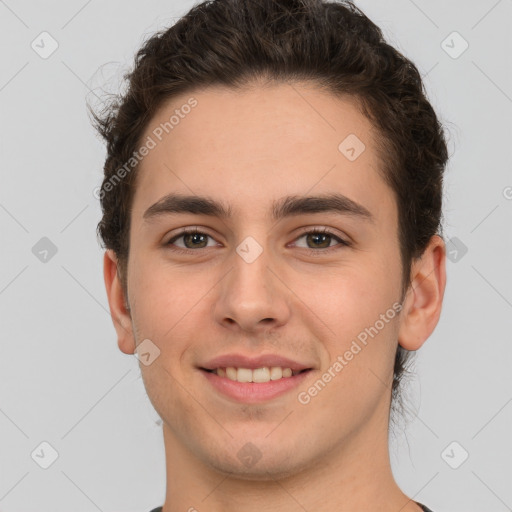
[0, 0, 511, 511]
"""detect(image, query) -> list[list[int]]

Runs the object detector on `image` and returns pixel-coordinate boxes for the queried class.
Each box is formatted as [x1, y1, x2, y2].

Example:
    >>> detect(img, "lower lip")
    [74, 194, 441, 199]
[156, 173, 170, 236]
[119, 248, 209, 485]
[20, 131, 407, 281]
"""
[200, 369, 312, 403]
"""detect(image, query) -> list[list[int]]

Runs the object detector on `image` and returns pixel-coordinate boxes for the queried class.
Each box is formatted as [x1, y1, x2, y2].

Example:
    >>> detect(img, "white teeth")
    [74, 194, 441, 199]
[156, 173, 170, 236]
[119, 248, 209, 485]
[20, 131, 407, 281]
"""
[237, 368, 252, 383]
[282, 368, 292, 378]
[226, 367, 237, 380]
[269, 367, 282, 380]
[215, 366, 300, 383]
[253, 367, 270, 382]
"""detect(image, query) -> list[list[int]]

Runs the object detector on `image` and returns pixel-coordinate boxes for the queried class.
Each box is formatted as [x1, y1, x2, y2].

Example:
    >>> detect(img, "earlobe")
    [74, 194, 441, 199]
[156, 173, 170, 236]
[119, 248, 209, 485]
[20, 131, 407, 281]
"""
[103, 250, 136, 355]
[397, 235, 447, 351]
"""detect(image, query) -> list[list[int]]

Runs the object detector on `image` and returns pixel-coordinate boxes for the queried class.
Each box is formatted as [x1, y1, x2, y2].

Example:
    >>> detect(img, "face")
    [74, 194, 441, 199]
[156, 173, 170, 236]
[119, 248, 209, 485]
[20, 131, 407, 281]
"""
[112, 82, 413, 478]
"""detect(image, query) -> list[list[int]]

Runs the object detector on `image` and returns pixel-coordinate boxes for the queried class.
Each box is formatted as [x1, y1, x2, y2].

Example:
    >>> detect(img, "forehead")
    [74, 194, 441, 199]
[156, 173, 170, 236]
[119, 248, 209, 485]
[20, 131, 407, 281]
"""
[132, 82, 396, 226]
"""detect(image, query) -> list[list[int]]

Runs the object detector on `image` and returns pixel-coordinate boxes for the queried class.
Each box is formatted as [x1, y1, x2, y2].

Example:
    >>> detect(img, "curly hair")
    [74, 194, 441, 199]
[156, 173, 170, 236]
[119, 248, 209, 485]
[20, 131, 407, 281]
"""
[90, 0, 449, 427]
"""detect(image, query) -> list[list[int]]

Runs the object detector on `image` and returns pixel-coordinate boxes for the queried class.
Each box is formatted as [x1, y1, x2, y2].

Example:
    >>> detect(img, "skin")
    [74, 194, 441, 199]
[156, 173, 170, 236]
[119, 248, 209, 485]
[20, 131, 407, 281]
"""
[104, 81, 446, 512]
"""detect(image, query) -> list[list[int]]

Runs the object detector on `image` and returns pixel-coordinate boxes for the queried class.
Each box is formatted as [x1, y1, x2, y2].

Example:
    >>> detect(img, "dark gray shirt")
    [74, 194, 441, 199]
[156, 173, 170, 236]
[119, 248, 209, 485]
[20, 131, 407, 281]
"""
[149, 502, 434, 511]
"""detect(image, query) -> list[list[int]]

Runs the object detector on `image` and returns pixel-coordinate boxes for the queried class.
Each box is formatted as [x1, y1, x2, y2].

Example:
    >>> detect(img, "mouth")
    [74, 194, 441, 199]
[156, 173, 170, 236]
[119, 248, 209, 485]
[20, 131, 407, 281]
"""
[201, 366, 311, 382]
[199, 366, 314, 403]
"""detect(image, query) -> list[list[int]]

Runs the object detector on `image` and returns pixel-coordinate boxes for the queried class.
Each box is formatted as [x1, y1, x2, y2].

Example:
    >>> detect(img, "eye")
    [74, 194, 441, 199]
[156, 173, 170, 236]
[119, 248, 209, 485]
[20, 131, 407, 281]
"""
[292, 228, 350, 252]
[164, 227, 350, 254]
[166, 228, 218, 251]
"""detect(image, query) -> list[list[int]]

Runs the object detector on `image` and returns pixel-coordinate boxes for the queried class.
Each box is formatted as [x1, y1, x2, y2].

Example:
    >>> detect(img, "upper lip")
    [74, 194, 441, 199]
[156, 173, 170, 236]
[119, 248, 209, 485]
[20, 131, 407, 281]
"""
[200, 354, 314, 372]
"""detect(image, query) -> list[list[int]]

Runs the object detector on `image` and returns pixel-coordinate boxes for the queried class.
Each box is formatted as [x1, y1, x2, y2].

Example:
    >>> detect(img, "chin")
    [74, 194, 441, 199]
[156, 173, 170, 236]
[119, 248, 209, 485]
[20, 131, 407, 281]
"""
[208, 458, 302, 481]
[200, 439, 312, 481]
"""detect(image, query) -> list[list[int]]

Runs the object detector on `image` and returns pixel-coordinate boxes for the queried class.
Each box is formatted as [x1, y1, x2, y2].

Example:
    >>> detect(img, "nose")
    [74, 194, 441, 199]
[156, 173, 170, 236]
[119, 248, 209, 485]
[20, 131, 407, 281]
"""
[213, 241, 291, 335]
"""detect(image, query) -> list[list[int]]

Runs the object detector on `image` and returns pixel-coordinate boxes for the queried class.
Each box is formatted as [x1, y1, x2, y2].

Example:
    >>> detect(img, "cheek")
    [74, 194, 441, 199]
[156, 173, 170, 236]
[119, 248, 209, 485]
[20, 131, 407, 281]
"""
[297, 260, 401, 393]
[301, 261, 398, 335]
[128, 254, 196, 335]
[127, 256, 217, 374]
[295, 267, 400, 423]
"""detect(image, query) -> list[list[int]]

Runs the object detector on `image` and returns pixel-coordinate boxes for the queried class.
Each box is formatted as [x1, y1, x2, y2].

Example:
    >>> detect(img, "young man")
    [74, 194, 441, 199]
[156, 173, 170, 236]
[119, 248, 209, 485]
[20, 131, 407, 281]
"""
[94, 1, 448, 510]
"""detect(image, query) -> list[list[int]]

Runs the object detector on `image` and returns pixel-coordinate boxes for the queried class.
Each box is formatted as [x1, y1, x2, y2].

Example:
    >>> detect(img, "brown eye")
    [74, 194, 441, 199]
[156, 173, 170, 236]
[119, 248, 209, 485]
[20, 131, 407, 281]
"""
[294, 229, 349, 251]
[305, 232, 332, 249]
[167, 229, 216, 250]
[181, 232, 208, 248]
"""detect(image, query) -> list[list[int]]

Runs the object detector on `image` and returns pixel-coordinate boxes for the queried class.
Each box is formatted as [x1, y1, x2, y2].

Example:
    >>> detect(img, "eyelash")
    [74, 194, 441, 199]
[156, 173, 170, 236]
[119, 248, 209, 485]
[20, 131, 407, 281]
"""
[165, 227, 351, 255]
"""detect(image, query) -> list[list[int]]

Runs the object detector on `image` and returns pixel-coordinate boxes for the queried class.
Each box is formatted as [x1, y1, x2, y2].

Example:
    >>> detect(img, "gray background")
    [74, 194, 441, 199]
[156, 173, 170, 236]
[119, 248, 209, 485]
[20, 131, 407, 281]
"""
[0, 0, 511, 511]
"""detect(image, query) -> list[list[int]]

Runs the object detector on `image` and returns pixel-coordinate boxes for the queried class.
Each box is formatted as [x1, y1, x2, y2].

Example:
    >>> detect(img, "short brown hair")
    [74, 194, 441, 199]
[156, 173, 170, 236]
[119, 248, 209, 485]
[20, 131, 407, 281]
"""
[91, 0, 449, 426]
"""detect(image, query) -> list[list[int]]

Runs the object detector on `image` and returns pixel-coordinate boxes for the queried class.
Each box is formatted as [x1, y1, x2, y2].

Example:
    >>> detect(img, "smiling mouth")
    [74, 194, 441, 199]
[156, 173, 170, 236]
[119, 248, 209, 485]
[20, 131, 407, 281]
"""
[201, 366, 312, 383]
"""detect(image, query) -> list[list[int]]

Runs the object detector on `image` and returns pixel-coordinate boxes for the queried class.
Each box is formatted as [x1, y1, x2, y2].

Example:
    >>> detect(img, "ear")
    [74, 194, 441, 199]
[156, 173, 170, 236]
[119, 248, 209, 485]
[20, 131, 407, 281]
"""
[397, 235, 447, 351]
[103, 250, 136, 354]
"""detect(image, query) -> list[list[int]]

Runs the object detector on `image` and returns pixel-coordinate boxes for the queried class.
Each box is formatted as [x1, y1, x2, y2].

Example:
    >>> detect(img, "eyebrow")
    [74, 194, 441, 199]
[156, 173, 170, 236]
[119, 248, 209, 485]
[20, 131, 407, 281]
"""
[143, 192, 375, 224]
